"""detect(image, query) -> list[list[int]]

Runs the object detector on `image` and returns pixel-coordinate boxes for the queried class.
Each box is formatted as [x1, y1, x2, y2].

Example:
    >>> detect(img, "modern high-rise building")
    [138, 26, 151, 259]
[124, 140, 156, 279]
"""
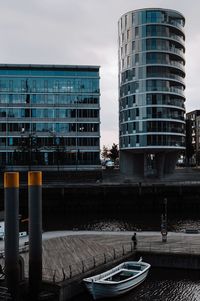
[0, 64, 100, 170]
[186, 110, 200, 165]
[118, 8, 186, 177]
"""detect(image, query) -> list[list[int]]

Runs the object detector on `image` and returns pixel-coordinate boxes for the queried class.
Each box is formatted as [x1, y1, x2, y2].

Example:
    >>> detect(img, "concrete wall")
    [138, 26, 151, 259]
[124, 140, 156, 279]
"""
[138, 251, 200, 270]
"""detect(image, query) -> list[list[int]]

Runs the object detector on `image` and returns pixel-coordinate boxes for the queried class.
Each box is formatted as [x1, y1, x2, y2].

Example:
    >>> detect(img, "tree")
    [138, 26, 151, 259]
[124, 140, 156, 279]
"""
[101, 145, 109, 160]
[16, 132, 40, 167]
[109, 143, 119, 162]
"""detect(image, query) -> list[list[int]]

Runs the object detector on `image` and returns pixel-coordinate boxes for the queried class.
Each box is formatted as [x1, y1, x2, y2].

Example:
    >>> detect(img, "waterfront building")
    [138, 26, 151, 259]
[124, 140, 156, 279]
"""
[0, 64, 100, 169]
[186, 110, 200, 165]
[118, 8, 186, 177]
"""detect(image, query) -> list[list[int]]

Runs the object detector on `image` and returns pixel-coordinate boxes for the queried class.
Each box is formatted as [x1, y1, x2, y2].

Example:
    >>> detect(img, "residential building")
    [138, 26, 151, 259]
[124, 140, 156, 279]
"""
[118, 8, 186, 177]
[0, 64, 100, 169]
[186, 110, 200, 165]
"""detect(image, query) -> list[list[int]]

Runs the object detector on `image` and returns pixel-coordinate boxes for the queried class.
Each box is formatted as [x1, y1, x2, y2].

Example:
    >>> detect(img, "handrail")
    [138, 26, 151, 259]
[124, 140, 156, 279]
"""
[41, 242, 134, 283]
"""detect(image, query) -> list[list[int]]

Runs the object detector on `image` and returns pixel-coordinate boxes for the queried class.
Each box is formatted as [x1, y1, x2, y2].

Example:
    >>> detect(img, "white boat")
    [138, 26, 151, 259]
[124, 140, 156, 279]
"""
[83, 258, 151, 300]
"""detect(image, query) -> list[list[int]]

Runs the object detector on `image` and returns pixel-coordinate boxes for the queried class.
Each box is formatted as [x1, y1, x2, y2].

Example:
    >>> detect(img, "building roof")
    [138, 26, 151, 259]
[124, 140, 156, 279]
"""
[0, 64, 100, 71]
[119, 8, 185, 21]
[186, 110, 200, 118]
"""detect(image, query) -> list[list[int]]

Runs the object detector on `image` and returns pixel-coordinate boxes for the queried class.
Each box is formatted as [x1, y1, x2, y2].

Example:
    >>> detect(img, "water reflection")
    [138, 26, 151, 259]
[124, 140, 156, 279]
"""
[43, 211, 200, 233]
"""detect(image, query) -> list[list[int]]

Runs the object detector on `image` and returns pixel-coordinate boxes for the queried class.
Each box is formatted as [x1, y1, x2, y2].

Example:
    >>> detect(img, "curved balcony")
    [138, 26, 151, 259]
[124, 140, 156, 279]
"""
[145, 59, 185, 73]
[145, 49, 185, 63]
[145, 31, 185, 44]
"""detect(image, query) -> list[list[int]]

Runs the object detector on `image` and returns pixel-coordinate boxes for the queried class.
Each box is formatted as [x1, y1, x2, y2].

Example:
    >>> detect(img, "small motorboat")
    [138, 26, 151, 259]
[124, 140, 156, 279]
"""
[83, 258, 150, 300]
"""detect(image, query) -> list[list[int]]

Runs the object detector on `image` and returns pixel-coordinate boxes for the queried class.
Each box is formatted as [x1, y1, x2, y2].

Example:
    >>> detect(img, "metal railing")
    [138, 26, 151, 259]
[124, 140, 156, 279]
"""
[0, 286, 12, 300]
[42, 242, 134, 283]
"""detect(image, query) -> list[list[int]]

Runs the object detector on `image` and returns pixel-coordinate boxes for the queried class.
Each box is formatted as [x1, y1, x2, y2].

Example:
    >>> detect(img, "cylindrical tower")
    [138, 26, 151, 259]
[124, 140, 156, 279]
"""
[118, 8, 185, 178]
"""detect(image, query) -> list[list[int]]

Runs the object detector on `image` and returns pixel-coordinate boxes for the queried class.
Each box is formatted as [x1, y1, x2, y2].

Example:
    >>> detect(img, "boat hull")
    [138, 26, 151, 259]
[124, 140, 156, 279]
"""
[84, 268, 149, 300]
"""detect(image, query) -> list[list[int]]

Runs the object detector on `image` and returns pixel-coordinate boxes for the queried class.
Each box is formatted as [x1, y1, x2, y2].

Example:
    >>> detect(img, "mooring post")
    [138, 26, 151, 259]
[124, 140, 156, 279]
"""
[161, 198, 168, 242]
[4, 172, 19, 300]
[28, 171, 42, 300]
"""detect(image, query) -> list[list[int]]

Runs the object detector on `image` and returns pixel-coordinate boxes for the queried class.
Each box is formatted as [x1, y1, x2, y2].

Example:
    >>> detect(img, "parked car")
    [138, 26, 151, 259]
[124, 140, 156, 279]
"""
[105, 160, 115, 169]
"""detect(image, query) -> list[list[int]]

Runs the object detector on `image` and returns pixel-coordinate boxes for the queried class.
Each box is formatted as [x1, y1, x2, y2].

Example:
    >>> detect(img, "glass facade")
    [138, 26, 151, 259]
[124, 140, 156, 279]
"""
[118, 8, 185, 150]
[0, 64, 100, 167]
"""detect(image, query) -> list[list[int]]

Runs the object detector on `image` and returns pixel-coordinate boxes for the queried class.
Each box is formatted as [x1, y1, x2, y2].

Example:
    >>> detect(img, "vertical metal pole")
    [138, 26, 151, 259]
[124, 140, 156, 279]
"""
[28, 171, 42, 300]
[4, 172, 19, 300]
[161, 198, 168, 242]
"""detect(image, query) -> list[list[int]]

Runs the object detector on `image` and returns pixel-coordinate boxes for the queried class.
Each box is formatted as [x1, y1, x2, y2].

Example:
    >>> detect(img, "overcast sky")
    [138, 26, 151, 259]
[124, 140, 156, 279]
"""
[0, 0, 199, 147]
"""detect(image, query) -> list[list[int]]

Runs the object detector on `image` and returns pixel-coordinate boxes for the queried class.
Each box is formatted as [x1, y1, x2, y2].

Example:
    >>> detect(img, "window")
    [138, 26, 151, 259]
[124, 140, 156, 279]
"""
[21, 80, 26, 92]
[125, 44, 127, 54]
[127, 29, 130, 40]
[44, 80, 48, 92]
[135, 27, 139, 38]
[132, 13, 135, 24]
[9, 80, 13, 91]
[135, 54, 139, 64]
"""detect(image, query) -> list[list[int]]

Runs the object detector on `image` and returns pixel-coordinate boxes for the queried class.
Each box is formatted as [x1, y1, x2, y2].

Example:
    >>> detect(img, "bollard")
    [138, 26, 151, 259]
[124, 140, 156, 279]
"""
[4, 172, 19, 300]
[28, 171, 42, 300]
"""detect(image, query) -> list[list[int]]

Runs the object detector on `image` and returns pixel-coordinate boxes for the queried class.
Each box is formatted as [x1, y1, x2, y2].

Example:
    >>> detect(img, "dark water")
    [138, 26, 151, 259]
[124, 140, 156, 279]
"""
[72, 268, 200, 301]
[42, 211, 200, 233]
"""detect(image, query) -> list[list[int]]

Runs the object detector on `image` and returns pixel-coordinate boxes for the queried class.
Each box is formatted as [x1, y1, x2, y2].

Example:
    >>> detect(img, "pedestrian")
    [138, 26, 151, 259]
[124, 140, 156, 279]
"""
[132, 232, 137, 249]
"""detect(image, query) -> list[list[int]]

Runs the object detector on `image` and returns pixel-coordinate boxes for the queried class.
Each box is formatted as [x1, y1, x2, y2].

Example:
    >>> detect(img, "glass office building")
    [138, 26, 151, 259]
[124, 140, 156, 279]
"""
[118, 8, 185, 177]
[0, 64, 100, 169]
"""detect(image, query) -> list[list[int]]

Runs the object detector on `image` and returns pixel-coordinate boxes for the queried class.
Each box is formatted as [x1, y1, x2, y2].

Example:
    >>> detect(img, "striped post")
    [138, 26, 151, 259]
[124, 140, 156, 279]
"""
[28, 171, 42, 300]
[4, 172, 19, 300]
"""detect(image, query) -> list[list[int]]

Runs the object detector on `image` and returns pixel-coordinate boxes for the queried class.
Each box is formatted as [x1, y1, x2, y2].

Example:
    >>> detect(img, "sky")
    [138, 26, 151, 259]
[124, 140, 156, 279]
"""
[0, 0, 199, 148]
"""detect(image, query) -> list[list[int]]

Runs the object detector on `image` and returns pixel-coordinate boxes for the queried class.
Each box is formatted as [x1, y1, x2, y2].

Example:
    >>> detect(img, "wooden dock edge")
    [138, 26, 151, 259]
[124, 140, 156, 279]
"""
[41, 250, 200, 301]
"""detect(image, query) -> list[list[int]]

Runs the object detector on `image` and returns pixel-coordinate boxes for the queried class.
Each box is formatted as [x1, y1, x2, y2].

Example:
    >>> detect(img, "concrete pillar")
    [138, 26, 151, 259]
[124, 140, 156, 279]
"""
[120, 151, 144, 177]
[155, 153, 166, 179]
[28, 171, 42, 300]
[133, 154, 144, 176]
[164, 152, 179, 174]
[120, 150, 134, 176]
[4, 172, 19, 300]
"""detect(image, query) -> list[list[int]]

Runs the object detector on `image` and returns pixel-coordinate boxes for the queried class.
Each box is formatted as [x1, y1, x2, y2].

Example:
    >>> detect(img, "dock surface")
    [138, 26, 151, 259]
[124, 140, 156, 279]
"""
[1, 231, 200, 281]
[0, 231, 197, 281]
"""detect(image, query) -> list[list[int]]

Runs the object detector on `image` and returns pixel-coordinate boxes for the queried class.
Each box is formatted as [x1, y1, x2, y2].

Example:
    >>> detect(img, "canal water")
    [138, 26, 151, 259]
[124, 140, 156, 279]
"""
[71, 268, 200, 301]
[43, 211, 200, 233]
